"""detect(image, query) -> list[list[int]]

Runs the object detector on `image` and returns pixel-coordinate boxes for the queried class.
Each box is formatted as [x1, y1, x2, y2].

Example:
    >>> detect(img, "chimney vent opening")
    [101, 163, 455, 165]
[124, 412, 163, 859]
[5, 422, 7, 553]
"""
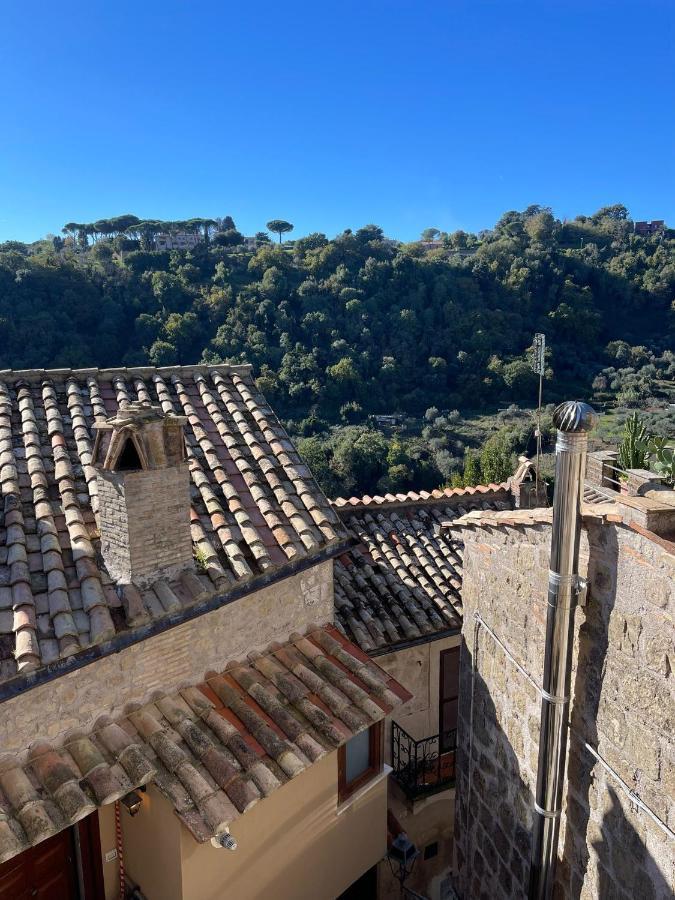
[116, 437, 143, 472]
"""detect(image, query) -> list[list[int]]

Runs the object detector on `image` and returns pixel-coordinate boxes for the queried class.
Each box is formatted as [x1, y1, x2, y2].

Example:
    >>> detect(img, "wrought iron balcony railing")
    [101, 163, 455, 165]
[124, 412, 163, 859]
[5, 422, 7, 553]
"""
[391, 721, 456, 799]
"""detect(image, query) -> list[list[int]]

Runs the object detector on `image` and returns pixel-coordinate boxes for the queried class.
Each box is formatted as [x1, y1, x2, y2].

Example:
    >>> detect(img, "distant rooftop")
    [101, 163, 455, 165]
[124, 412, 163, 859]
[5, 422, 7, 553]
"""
[331, 483, 513, 653]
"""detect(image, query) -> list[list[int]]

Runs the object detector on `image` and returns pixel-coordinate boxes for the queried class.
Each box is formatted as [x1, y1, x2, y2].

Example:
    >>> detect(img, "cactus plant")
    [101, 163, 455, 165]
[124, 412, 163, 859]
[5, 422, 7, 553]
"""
[639, 436, 675, 486]
[617, 412, 649, 473]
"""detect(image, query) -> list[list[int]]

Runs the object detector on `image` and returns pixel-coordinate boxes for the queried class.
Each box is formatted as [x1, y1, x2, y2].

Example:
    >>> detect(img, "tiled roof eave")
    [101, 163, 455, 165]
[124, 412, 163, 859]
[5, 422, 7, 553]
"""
[0, 625, 411, 865]
[0, 363, 254, 383]
[333, 491, 513, 654]
[441, 503, 625, 533]
[0, 535, 355, 705]
[367, 623, 462, 658]
[332, 483, 511, 512]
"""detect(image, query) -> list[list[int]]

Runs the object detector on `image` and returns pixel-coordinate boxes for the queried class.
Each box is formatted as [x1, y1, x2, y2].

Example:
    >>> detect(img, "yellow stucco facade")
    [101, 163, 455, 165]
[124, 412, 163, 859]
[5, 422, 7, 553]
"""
[100, 750, 388, 900]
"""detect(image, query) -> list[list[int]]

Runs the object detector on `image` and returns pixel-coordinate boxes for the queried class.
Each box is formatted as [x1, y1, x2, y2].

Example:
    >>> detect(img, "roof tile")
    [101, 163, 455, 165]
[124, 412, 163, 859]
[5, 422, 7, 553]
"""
[333, 488, 513, 651]
[0, 625, 405, 864]
[0, 366, 347, 685]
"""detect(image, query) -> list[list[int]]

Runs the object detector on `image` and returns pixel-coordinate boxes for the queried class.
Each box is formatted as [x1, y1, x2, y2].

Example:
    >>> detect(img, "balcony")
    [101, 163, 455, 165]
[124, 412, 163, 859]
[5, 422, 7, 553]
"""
[391, 721, 456, 800]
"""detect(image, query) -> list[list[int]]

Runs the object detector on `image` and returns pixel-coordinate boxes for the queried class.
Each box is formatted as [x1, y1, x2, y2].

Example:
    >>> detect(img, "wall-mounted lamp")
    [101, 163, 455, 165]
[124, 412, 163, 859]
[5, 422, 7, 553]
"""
[121, 791, 143, 817]
[386, 832, 419, 890]
[211, 828, 238, 851]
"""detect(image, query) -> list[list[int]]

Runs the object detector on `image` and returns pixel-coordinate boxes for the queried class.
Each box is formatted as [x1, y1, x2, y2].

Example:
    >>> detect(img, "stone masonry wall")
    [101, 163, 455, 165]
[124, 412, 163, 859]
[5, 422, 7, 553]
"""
[97, 464, 193, 586]
[0, 560, 333, 758]
[454, 520, 674, 899]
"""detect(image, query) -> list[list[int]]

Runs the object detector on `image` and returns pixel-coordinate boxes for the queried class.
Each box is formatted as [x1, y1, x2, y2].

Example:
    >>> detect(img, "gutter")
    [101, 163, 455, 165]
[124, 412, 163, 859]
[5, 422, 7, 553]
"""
[368, 625, 461, 658]
[0, 537, 355, 704]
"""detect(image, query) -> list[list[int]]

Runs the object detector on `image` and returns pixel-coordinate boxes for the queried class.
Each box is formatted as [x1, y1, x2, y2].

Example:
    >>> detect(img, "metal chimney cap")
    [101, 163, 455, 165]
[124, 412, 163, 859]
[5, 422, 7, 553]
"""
[553, 400, 598, 433]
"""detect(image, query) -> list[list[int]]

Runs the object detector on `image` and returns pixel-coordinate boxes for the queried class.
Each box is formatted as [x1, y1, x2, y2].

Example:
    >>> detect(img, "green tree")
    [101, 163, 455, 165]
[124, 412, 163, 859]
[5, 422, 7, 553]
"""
[480, 433, 515, 484]
[296, 436, 341, 496]
[462, 450, 481, 486]
[331, 428, 389, 495]
[213, 229, 244, 247]
[266, 220, 294, 244]
[148, 339, 178, 365]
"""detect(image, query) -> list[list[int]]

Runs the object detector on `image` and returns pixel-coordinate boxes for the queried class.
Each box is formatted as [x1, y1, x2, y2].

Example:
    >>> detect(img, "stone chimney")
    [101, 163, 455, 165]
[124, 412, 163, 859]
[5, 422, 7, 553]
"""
[509, 455, 548, 509]
[93, 403, 192, 586]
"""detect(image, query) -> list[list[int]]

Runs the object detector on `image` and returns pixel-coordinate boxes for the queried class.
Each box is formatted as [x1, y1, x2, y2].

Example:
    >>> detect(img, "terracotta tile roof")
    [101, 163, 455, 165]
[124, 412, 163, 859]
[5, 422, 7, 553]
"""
[332, 483, 510, 512]
[0, 365, 346, 684]
[332, 486, 513, 653]
[0, 624, 410, 862]
[442, 503, 624, 533]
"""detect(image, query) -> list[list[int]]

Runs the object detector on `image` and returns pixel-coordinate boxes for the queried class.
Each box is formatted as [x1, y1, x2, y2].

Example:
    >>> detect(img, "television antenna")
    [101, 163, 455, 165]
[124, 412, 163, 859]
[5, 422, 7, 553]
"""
[532, 333, 546, 497]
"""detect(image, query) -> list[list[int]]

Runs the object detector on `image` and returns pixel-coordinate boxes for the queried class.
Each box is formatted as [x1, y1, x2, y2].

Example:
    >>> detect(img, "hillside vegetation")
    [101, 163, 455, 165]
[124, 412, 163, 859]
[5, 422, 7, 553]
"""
[1, 204, 673, 495]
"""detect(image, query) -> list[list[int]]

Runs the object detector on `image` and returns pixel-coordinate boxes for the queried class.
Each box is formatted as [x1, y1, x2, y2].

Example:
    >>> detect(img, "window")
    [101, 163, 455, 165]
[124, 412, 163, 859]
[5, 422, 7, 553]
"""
[338, 721, 383, 801]
[439, 647, 460, 753]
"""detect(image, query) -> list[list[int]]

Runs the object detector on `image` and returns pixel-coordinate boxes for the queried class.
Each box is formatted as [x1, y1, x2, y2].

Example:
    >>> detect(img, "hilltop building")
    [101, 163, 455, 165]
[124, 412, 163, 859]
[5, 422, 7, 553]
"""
[154, 232, 202, 251]
[634, 220, 665, 236]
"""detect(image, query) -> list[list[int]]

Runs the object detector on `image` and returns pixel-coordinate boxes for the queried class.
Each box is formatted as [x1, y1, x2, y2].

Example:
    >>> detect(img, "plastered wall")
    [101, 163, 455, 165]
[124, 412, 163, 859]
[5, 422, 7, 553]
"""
[377, 633, 460, 900]
[377, 633, 461, 763]
[113, 751, 387, 900]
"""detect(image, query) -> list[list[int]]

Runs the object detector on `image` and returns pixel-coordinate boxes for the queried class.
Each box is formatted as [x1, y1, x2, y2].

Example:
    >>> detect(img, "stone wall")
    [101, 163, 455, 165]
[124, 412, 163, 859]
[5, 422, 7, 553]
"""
[1, 560, 333, 757]
[454, 519, 674, 899]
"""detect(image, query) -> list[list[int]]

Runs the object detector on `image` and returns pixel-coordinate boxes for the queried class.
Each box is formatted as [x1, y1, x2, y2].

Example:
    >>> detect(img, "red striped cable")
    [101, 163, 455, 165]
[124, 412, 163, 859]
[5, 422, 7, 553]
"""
[114, 800, 125, 899]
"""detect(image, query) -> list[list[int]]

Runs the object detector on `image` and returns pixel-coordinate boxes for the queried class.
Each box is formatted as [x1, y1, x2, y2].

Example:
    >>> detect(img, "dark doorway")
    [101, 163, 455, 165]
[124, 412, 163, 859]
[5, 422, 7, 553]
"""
[0, 813, 104, 900]
[337, 863, 378, 899]
[439, 646, 460, 752]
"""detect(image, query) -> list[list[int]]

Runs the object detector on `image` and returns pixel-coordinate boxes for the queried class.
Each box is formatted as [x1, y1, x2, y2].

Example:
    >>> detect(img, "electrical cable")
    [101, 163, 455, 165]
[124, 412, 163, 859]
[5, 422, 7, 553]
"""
[472, 611, 674, 842]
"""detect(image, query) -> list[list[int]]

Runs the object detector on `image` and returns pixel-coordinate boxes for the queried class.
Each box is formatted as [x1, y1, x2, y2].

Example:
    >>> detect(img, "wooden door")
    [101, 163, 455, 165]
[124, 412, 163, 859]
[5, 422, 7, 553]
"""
[0, 812, 104, 900]
[439, 646, 460, 753]
[0, 827, 78, 900]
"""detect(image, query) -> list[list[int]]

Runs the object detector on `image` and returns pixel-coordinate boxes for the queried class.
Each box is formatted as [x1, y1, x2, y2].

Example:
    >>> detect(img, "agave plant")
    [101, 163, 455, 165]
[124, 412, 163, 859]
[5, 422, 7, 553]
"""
[638, 436, 675, 486]
[617, 412, 650, 473]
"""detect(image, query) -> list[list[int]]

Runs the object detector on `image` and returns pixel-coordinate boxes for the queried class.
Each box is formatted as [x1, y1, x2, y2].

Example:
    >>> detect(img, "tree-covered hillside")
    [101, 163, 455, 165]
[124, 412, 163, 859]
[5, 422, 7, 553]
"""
[1, 205, 673, 495]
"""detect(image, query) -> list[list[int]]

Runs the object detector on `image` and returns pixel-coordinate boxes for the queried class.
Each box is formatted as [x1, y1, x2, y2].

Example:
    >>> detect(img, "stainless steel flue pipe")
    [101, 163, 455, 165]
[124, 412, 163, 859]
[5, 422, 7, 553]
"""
[528, 400, 597, 900]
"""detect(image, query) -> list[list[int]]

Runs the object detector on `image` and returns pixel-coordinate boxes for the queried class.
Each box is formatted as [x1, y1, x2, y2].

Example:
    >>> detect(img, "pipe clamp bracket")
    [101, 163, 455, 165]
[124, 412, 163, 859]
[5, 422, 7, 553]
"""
[540, 688, 569, 705]
[533, 801, 561, 819]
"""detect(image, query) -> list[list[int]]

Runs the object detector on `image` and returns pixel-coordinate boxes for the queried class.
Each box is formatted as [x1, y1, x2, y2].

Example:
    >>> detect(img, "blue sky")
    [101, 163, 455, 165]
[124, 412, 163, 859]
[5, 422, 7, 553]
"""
[1, 0, 673, 243]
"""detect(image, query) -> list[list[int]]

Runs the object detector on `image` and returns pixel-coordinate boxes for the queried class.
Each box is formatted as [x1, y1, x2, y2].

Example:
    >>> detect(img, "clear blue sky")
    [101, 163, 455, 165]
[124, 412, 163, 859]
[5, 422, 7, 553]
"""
[1, 0, 673, 243]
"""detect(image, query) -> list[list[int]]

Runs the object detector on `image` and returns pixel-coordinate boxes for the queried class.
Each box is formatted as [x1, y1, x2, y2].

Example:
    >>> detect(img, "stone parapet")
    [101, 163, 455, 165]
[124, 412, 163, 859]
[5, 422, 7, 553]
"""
[614, 490, 675, 538]
[624, 468, 667, 497]
[586, 450, 618, 490]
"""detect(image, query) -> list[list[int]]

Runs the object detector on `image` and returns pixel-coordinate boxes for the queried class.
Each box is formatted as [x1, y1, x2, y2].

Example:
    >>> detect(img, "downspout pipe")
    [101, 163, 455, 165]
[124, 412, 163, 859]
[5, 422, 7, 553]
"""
[528, 400, 597, 900]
